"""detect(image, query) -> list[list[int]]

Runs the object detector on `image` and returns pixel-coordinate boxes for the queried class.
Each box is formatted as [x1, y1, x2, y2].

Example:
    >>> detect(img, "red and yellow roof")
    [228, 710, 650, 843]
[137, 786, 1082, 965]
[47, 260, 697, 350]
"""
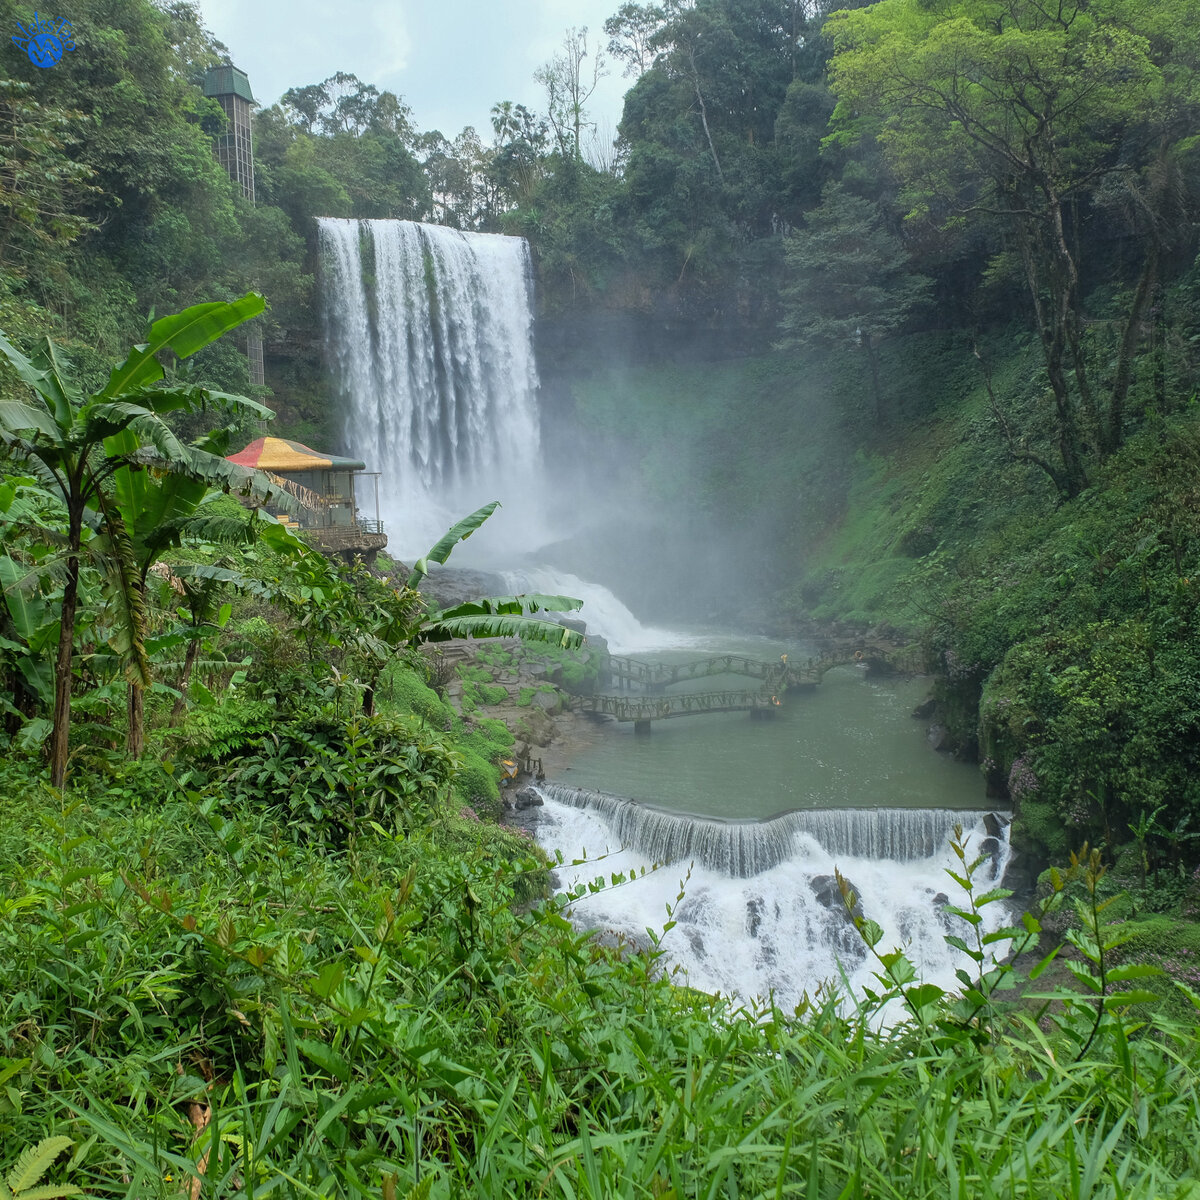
[227, 437, 365, 473]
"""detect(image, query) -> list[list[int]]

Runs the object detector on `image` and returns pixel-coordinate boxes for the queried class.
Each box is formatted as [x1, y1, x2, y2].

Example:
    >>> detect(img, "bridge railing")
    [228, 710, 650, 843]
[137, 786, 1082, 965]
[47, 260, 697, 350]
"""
[578, 689, 782, 722]
[606, 653, 792, 689]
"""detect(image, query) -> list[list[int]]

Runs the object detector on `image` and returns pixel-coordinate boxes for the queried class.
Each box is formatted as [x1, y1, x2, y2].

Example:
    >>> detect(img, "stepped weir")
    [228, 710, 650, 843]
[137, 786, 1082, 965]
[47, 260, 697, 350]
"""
[535, 783, 1009, 878]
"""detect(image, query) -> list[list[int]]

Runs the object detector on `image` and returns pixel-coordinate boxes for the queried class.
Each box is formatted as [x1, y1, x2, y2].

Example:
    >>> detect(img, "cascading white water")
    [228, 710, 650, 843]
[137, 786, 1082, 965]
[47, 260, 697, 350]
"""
[536, 783, 1006, 876]
[503, 567, 698, 654]
[532, 783, 1013, 1013]
[318, 217, 541, 553]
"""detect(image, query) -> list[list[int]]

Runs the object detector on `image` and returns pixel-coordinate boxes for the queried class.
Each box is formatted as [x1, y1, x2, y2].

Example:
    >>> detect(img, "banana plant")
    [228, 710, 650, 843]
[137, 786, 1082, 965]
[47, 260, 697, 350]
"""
[406, 501, 585, 649]
[0, 478, 61, 736]
[0, 294, 286, 784]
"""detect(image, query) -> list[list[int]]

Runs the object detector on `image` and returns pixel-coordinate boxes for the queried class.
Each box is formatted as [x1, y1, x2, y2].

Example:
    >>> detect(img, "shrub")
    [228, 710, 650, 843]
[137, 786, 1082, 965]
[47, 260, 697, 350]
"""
[199, 712, 459, 847]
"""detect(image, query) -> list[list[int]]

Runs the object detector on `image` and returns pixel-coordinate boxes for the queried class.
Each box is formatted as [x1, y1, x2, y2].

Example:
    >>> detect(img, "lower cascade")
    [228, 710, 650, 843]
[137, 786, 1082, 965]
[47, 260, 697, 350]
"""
[530, 783, 1014, 1012]
[501, 568, 699, 655]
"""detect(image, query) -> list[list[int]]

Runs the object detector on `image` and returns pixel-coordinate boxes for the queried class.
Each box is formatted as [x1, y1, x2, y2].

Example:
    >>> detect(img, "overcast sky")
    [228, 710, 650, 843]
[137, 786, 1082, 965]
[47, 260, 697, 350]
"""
[194, 0, 633, 144]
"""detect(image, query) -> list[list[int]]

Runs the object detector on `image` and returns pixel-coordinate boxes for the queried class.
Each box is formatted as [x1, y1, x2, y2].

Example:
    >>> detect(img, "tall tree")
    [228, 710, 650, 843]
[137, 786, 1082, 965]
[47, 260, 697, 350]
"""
[778, 183, 930, 422]
[826, 0, 1200, 492]
[536, 27, 609, 162]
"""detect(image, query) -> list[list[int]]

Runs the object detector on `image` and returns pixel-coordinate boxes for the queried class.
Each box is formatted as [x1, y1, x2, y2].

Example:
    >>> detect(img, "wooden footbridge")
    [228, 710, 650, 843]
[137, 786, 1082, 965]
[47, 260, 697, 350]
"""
[577, 644, 915, 732]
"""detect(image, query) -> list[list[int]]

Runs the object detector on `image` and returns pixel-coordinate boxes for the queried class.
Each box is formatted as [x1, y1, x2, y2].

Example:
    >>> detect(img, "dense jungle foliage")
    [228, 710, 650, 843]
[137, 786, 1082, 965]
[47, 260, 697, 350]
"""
[3, 0, 1200, 1191]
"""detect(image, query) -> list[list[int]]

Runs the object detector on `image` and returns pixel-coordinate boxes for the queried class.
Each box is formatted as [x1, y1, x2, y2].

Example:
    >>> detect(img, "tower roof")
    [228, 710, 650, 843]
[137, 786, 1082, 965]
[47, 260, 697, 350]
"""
[203, 65, 255, 103]
[228, 437, 366, 473]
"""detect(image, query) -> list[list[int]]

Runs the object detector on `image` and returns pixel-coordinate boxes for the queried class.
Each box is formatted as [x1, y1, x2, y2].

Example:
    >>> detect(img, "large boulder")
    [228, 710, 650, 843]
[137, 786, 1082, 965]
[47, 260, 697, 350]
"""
[927, 724, 952, 752]
[517, 707, 555, 747]
[532, 689, 563, 715]
[810, 874, 864, 923]
[513, 786, 544, 811]
[418, 566, 509, 609]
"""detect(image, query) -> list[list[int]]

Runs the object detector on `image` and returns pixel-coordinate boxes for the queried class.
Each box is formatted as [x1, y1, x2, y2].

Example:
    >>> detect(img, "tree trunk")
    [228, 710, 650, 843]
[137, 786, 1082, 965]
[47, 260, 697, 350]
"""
[126, 682, 145, 759]
[125, 575, 149, 758]
[169, 636, 201, 727]
[688, 50, 724, 185]
[49, 549, 80, 788]
[1018, 225, 1089, 497]
[1106, 247, 1158, 455]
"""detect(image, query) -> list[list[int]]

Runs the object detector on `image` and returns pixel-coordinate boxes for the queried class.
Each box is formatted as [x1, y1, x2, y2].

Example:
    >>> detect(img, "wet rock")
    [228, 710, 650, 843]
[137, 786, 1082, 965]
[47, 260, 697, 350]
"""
[810, 874, 864, 922]
[980, 836, 1002, 874]
[747, 897, 763, 938]
[532, 690, 563, 715]
[676, 891, 712, 927]
[912, 696, 937, 720]
[685, 928, 707, 958]
[1001, 860, 1036, 902]
[927, 723, 952, 752]
[419, 566, 508, 609]
[983, 811, 1010, 838]
[809, 874, 867, 961]
[516, 708, 554, 748]
[584, 924, 653, 957]
[513, 786, 543, 811]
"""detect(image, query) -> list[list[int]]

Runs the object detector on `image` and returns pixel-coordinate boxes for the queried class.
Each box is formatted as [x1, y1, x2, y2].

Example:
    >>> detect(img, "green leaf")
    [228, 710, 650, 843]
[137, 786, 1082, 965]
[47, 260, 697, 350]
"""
[7, 1136, 74, 1195]
[1103, 989, 1159, 1009]
[906, 982, 945, 1009]
[297, 1037, 351, 1083]
[1028, 946, 1060, 980]
[433, 593, 583, 618]
[10, 1185, 83, 1200]
[1064, 959, 1103, 994]
[982, 926, 1022, 946]
[0, 399, 59, 441]
[416, 613, 584, 649]
[1107, 963, 1164, 983]
[406, 501, 500, 588]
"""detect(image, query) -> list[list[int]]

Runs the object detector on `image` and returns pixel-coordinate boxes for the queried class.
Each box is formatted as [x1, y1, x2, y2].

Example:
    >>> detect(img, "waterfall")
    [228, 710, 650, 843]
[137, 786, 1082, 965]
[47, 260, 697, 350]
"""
[318, 217, 541, 553]
[531, 783, 1014, 1013]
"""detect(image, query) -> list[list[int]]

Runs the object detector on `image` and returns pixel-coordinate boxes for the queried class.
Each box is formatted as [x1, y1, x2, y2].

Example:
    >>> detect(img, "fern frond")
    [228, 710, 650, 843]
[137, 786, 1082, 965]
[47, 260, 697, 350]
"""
[12, 1184, 83, 1200]
[6, 1136, 73, 1196]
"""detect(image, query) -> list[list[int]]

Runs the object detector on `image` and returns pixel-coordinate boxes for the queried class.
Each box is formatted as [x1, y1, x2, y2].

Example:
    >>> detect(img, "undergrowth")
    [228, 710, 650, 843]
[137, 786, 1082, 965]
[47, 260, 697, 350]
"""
[2, 767, 1200, 1198]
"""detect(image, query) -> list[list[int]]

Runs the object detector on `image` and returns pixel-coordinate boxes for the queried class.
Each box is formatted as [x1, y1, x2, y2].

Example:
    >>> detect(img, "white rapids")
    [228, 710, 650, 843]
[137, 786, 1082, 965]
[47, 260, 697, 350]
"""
[531, 782, 1014, 1015]
[503, 567, 700, 655]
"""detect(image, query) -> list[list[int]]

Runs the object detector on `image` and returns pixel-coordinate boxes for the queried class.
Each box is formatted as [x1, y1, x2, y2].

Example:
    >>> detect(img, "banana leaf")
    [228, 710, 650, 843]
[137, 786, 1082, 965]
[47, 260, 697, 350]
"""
[406, 501, 500, 588]
[98, 293, 266, 399]
[415, 613, 584, 649]
[432, 593, 583, 618]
